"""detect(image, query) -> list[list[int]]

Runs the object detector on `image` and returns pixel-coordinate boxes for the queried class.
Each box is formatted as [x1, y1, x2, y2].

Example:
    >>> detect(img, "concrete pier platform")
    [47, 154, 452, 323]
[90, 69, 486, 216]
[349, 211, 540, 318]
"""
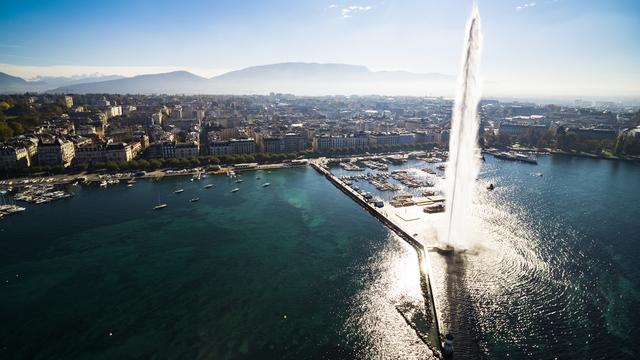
[311, 160, 444, 354]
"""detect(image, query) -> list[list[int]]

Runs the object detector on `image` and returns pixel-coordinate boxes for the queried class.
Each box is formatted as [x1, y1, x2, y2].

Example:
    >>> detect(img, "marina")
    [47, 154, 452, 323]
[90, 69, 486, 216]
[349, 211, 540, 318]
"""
[12, 185, 73, 204]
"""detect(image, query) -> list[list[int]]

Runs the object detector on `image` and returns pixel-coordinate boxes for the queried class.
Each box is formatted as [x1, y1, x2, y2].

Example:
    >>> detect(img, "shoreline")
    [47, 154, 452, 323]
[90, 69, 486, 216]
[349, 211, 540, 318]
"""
[3, 147, 637, 186]
[495, 146, 640, 162]
[0, 162, 305, 187]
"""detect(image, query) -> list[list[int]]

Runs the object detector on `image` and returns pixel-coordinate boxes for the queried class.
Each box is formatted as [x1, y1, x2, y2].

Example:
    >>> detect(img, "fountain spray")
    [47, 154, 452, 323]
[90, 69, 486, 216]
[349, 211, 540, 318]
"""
[443, 4, 483, 249]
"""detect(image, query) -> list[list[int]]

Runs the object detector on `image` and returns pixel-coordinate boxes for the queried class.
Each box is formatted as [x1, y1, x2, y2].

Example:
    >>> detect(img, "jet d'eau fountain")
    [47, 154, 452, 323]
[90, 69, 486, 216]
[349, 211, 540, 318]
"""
[443, 5, 483, 250]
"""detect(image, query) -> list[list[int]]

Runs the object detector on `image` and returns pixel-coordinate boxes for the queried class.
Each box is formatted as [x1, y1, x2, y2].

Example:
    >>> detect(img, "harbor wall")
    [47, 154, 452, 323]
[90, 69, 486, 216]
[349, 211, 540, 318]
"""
[310, 162, 444, 354]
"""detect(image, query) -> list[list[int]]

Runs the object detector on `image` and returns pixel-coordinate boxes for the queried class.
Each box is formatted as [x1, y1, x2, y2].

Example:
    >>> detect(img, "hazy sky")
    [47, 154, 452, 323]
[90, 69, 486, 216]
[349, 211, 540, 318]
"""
[1, 0, 639, 97]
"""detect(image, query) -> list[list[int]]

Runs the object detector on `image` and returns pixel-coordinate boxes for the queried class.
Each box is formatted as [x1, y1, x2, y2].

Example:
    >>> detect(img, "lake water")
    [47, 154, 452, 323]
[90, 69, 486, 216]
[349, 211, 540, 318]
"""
[1, 156, 639, 359]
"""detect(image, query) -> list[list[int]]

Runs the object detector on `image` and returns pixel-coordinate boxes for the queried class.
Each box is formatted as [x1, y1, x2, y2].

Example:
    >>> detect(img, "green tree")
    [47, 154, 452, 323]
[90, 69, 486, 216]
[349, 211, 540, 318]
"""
[0, 121, 13, 139]
[105, 161, 119, 172]
[8, 121, 25, 135]
[614, 134, 625, 155]
[137, 159, 150, 169]
[149, 159, 162, 169]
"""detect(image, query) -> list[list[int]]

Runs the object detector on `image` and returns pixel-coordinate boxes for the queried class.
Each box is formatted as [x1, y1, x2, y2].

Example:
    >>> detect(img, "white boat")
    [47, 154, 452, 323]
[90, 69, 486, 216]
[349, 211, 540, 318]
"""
[100, 180, 108, 188]
[231, 188, 240, 193]
[0, 204, 26, 215]
[154, 203, 167, 210]
[262, 183, 271, 187]
[8, 206, 26, 214]
[174, 189, 184, 194]
[235, 179, 244, 183]
[190, 198, 200, 202]
[127, 184, 134, 187]
[205, 184, 214, 189]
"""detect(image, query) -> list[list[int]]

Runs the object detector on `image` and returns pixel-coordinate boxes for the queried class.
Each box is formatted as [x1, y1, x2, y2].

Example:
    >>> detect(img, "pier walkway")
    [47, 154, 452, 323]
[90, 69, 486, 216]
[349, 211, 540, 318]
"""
[311, 159, 444, 355]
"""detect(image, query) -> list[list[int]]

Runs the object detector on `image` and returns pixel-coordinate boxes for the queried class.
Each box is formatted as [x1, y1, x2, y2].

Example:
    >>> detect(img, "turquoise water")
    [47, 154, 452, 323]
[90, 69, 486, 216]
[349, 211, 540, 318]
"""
[0, 168, 430, 359]
[1, 157, 640, 359]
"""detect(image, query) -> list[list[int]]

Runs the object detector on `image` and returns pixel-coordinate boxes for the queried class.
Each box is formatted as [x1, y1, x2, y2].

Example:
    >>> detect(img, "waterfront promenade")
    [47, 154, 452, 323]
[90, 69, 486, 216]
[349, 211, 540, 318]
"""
[0, 162, 305, 187]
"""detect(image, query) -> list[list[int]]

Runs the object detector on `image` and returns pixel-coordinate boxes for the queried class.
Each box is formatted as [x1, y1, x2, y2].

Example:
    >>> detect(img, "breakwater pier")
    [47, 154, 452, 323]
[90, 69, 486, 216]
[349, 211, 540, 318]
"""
[311, 159, 444, 355]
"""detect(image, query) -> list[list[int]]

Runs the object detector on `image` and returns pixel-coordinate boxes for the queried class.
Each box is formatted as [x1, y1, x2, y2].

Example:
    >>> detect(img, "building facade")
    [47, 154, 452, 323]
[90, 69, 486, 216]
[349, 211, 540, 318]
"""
[37, 139, 75, 167]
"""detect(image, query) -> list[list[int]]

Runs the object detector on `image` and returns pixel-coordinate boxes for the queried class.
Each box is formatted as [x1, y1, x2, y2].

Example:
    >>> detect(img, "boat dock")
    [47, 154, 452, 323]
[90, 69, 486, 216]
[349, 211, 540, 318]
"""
[310, 159, 444, 355]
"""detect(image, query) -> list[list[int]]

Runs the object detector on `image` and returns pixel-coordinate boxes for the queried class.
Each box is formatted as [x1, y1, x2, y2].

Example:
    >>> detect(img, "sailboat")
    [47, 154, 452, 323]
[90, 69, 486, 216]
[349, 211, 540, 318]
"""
[154, 198, 167, 210]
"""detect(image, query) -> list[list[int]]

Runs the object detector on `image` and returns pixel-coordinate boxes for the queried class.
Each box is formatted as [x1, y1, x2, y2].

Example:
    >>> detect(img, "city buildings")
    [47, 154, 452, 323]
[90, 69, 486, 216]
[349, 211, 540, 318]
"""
[0, 93, 637, 172]
[0, 145, 30, 169]
[37, 138, 75, 167]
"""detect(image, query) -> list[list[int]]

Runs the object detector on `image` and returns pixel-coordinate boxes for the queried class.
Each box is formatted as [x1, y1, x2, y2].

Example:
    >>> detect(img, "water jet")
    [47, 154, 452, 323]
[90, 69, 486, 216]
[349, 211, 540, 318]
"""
[443, 4, 483, 250]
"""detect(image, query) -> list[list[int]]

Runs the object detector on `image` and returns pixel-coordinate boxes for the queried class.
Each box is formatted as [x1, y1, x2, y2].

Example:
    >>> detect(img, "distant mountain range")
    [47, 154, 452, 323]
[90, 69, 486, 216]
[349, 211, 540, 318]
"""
[0, 63, 455, 96]
[0, 72, 124, 93]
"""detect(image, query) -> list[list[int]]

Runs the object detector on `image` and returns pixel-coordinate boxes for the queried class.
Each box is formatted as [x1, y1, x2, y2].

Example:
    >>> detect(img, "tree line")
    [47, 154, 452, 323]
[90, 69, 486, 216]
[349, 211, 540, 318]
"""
[1, 142, 436, 177]
[483, 125, 640, 156]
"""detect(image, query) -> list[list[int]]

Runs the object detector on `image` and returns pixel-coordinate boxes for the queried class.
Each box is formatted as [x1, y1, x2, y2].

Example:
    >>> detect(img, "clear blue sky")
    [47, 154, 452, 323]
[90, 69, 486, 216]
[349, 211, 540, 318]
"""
[1, 0, 639, 97]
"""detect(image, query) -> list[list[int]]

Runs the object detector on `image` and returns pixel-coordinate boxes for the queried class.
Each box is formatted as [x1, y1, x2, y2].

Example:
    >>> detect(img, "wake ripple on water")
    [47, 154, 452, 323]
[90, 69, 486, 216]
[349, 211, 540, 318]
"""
[428, 181, 625, 359]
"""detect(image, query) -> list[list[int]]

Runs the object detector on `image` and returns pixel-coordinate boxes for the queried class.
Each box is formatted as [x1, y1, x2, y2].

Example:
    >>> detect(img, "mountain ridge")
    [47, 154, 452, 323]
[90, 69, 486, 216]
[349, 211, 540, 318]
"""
[1, 63, 455, 96]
